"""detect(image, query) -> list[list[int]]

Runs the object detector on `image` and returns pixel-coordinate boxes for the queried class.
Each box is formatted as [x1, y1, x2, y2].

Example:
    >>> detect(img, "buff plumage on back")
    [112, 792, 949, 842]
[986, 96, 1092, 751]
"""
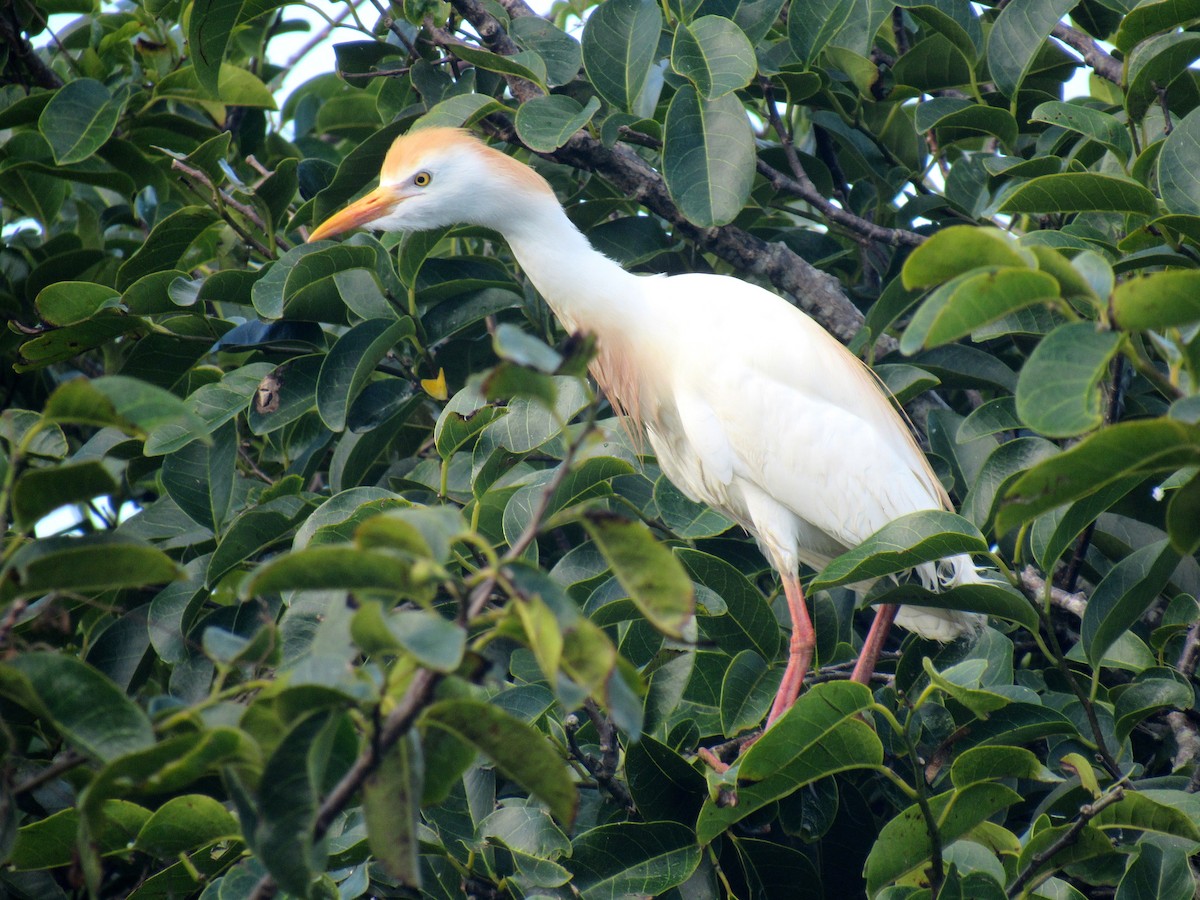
[380, 127, 554, 199]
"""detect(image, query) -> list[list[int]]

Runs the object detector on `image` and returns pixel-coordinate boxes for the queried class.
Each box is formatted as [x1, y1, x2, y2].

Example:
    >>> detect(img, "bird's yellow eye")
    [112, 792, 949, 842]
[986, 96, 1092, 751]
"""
[413, 171, 432, 187]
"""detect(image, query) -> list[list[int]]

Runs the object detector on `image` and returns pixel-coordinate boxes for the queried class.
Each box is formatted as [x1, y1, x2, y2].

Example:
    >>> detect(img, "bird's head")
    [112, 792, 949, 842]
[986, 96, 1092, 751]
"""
[307, 127, 556, 242]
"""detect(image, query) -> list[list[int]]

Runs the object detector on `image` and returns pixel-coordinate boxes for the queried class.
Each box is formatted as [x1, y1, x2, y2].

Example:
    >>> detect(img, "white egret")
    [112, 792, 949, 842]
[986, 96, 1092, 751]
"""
[308, 127, 984, 725]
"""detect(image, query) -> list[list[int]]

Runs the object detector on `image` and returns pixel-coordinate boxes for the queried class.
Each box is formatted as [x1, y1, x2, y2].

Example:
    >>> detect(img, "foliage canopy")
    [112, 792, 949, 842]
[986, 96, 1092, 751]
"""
[2, 0, 1200, 897]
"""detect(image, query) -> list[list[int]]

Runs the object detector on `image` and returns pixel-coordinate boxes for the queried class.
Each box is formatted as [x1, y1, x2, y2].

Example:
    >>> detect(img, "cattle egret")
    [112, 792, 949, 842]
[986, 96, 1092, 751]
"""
[308, 127, 985, 726]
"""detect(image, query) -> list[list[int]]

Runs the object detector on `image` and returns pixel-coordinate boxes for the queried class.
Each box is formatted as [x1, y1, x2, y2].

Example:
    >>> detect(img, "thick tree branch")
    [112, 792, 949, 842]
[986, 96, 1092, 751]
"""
[0, 8, 63, 89]
[1050, 22, 1123, 85]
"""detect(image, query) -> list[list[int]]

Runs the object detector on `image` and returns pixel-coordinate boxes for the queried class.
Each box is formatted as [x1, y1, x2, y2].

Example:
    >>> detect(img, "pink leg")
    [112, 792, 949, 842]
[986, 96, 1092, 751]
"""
[766, 574, 815, 725]
[851, 603, 899, 685]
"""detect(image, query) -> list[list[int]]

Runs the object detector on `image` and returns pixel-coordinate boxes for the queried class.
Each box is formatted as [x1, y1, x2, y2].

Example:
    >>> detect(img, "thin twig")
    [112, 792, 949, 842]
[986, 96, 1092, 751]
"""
[1006, 786, 1126, 897]
[13, 752, 87, 796]
[170, 159, 292, 256]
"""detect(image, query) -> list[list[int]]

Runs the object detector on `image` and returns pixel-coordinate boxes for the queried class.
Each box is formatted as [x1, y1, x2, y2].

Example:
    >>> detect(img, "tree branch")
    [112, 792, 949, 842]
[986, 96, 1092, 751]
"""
[1019, 566, 1087, 618]
[1050, 22, 1123, 85]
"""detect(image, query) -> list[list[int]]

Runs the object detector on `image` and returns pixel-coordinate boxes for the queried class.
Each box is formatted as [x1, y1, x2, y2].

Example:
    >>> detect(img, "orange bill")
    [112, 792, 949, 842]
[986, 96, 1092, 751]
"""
[307, 185, 400, 242]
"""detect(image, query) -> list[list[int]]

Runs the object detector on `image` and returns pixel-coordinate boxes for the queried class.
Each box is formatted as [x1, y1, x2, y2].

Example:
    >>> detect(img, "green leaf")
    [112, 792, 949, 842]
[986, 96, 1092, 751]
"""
[787, 0, 854, 66]
[662, 84, 755, 226]
[317, 317, 415, 431]
[986, 0, 1078, 98]
[902, 226, 1033, 289]
[962, 436, 1060, 530]
[581, 0, 663, 111]
[923, 658, 1010, 717]
[116, 206, 221, 291]
[1114, 677, 1193, 741]
[671, 15, 756, 99]
[1158, 108, 1200, 217]
[569, 822, 701, 899]
[907, 267, 1061, 350]
[998, 174, 1159, 216]
[869, 582, 1039, 633]
[864, 782, 1021, 895]
[809, 510, 987, 592]
[3, 653, 153, 761]
[678, 548, 782, 661]
[1116, 842, 1196, 900]
[720, 650, 779, 737]
[1115, 0, 1200, 53]
[246, 545, 422, 597]
[12, 460, 119, 531]
[582, 512, 694, 638]
[1030, 101, 1132, 164]
[1015, 822, 1113, 887]
[625, 735, 707, 823]
[949, 745, 1056, 789]
[1112, 270, 1200, 331]
[161, 420, 237, 532]
[1082, 538, 1179, 666]
[187, 0, 243, 94]
[1126, 33, 1200, 122]
[364, 732, 423, 887]
[698, 682, 882, 843]
[351, 605, 465, 671]
[10, 801, 150, 871]
[2, 533, 180, 601]
[207, 495, 314, 587]
[153, 62, 277, 108]
[511, 16, 582, 86]
[912, 97, 1019, 150]
[420, 699, 577, 825]
[997, 419, 1200, 534]
[38, 79, 123, 165]
[34, 281, 122, 326]
[1166, 469, 1200, 555]
[514, 94, 601, 152]
[1092, 791, 1200, 841]
[1015, 323, 1123, 438]
[133, 795, 238, 857]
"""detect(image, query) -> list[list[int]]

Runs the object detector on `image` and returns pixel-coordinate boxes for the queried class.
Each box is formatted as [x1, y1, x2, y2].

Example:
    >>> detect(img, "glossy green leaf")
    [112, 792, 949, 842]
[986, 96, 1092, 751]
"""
[34, 281, 122, 326]
[1114, 677, 1193, 741]
[1092, 791, 1200, 841]
[364, 732, 423, 887]
[317, 317, 414, 432]
[4, 653, 153, 761]
[1126, 33, 1200, 121]
[986, 0, 1078, 98]
[38, 79, 123, 165]
[672, 15, 756, 99]
[999, 173, 1159, 215]
[514, 94, 601, 152]
[581, 0, 663, 111]
[569, 822, 701, 899]
[1112, 270, 1200, 331]
[809, 510, 987, 591]
[719, 650, 779, 737]
[1015, 323, 1123, 438]
[1030, 101, 1132, 164]
[949, 745, 1056, 789]
[697, 682, 883, 843]
[1, 533, 180, 601]
[997, 419, 1200, 534]
[679, 548, 781, 661]
[511, 16, 582, 86]
[902, 226, 1033, 289]
[1115, 0, 1200, 53]
[133, 795, 238, 857]
[787, 0, 854, 66]
[870, 582, 1039, 633]
[161, 420, 237, 532]
[1082, 538, 1179, 666]
[906, 267, 1060, 350]
[420, 699, 577, 825]
[663, 84, 758, 226]
[582, 512, 694, 638]
[116, 207, 220, 291]
[1116, 842, 1196, 900]
[912, 97, 1019, 150]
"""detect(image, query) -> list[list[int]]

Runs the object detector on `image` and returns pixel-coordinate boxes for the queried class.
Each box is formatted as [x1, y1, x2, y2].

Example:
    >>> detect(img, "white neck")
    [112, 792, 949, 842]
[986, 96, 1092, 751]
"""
[498, 198, 642, 336]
